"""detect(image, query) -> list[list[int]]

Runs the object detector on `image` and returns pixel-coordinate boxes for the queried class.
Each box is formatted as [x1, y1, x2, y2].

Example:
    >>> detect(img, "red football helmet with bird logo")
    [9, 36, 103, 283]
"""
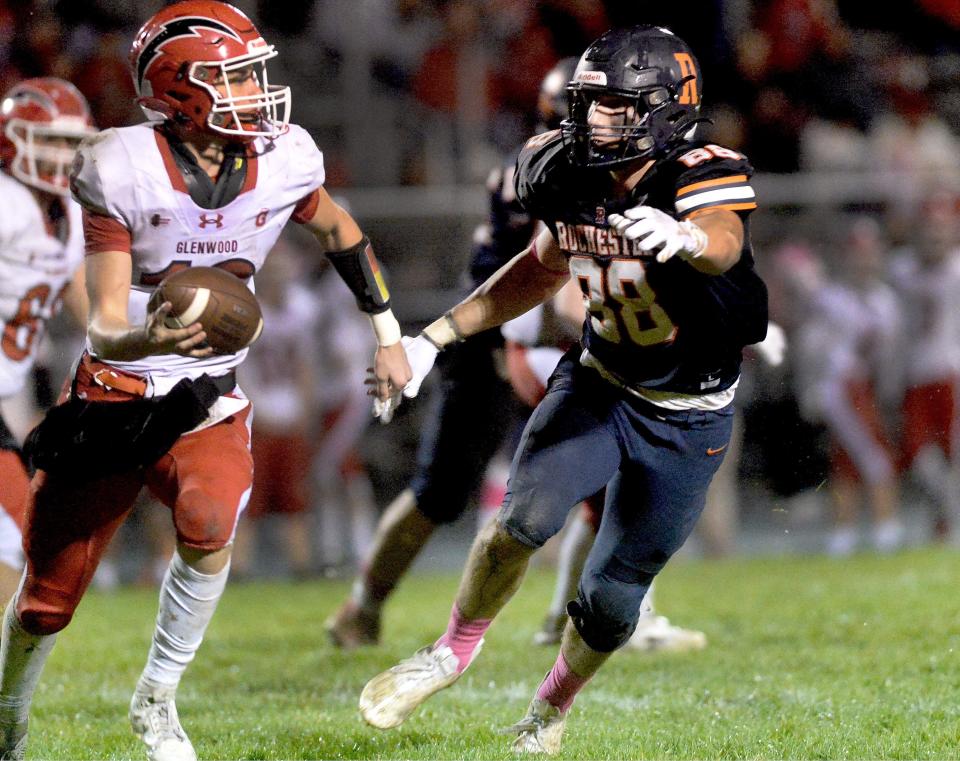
[129, 0, 290, 141]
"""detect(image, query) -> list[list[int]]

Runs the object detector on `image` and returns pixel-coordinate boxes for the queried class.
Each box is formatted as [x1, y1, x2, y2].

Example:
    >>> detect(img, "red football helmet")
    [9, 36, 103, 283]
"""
[129, 0, 290, 141]
[0, 77, 97, 196]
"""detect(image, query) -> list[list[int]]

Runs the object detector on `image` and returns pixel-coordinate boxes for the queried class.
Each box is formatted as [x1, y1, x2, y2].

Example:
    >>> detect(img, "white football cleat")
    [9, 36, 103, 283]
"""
[501, 698, 567, 755]
[359, 641, 480, 729]
[625, 615, 707, 653]
[871, 519, 904, 554]
[826, 526, 858, 558]
[129, 683, 197, 761]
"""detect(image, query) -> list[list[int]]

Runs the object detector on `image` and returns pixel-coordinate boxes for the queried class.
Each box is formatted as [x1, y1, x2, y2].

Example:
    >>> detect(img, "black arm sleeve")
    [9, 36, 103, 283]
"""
[326, 236, 391, 314]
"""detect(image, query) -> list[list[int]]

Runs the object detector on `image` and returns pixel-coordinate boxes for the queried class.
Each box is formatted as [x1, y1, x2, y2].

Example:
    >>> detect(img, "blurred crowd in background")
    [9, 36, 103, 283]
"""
[1, 0, 959, 583]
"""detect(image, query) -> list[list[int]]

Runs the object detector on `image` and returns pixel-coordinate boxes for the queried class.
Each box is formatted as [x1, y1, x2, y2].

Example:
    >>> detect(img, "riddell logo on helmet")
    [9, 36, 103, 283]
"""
[576, 71, 607, 86]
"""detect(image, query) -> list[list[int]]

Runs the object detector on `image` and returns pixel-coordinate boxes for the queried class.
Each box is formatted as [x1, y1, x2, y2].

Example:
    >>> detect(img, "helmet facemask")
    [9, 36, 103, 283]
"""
[561, 80, 699, 168]
[185, 41, 290, 140]
[4, 116, 96, 196]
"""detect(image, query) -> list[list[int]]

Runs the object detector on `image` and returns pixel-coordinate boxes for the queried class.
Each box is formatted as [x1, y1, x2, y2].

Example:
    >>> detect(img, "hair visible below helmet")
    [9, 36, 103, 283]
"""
[561, 25, 703, 168]
[537, 57, 579, 132]
[129, 0, 290, 141]
[0, 77, 97, 196]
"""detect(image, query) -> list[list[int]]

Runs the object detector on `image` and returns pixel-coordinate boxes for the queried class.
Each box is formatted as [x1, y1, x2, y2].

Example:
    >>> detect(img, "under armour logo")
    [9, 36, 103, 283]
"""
[198, 213, 224, 229]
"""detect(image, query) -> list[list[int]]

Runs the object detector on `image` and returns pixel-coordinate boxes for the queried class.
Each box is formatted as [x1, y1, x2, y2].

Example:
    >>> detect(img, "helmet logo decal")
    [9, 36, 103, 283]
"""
[673, 53, 698, 105]
[137, 17, 241, 91]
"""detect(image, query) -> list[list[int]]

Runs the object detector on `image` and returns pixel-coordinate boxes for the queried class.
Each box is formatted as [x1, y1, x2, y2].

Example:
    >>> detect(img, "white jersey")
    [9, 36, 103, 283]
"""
[892, 249, 960, 386]
[240, 284, 320, 429]
[0, 173, 84, 398]
[70, 121, 325, 394]
[795, 281, 899, 420]
[501, 304, 564, 389]
[313, 270, 375, 410]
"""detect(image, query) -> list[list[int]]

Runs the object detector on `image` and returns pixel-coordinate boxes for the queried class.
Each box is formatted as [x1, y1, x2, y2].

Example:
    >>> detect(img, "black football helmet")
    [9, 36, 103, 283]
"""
[561, 25, 703, 168]
[536, 57, 578, 132]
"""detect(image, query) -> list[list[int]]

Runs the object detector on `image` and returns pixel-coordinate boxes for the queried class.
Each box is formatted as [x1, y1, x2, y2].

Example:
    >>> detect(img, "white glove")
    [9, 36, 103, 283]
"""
[372, 392, 402, 424]
[370, 333, 440, 424]
[400, 333, 440, 398]
[368, 333, 440, 424]
[752, 321, 787, 367]
[608, 206, 708, 264]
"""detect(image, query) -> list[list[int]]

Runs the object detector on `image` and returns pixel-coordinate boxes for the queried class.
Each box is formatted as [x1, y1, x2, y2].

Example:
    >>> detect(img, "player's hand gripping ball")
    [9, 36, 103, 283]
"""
[148, 267, 263, 354]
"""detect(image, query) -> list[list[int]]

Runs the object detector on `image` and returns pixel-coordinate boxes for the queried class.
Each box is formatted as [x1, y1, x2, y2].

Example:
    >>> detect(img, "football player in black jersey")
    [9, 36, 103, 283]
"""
[325, 59, 576, 650]
[358, 26, 768, 753]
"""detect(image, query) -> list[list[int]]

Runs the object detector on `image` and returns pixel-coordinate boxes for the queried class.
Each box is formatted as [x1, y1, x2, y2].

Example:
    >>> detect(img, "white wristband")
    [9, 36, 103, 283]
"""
[369, 310, 402, 347]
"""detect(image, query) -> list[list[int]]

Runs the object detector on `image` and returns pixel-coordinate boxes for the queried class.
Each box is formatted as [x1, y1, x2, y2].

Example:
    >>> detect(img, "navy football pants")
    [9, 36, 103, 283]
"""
[499, 351, 734, 651]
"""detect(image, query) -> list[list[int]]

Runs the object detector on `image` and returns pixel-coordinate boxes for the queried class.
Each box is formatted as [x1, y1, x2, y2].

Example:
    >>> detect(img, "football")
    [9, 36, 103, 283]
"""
[148, 266, 263, 354]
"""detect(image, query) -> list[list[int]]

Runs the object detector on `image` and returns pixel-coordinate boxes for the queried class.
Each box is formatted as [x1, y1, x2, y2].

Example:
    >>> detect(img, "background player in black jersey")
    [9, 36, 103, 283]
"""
[325, 59, 571, 649]
[358, 26, 768, 754]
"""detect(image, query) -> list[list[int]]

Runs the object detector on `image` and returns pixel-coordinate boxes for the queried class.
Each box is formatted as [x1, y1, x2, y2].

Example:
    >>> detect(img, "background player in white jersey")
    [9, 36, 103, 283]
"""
[793, 218, 902, 555]
[0, 77, 95, 607]
[231, 241, 320, 579]
[0, 3, 411, 761]
[309, 256, 379, 572]
[892, 190, 960, 540]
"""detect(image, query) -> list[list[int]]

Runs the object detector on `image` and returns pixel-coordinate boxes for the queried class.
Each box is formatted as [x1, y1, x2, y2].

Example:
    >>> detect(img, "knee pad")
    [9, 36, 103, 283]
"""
[568, 571, 655, 653]
[175, 489, 236, 551]
[567, 598, 634, 653]
[17, 586, 75, 635]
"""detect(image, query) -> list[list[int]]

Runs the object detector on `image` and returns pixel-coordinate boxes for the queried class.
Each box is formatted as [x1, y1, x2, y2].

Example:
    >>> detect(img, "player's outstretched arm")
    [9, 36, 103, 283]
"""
[448, 227, 571, 339]
[369, 228, 570, 423]
[302, 186, 411, 403]
[86, 250, 211, 361]
[396, 228, 569, 397]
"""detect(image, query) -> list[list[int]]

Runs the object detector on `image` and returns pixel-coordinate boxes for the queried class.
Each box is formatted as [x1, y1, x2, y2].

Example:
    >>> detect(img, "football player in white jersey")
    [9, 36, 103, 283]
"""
[0, 77, 96, 609]
[0, 3, 411, 760]
[794, 219, 902, 556]
[893, 191, 960, 539]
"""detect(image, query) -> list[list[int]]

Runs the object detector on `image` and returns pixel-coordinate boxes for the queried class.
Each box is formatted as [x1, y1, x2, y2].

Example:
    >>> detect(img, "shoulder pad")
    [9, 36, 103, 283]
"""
[69, 129, 128, 218]
[514, 130, 568, 217]
[666, 142, 757, 218]
[0, 175, 40, 247]
[282, 122, 326, 195]
[668, 141, 754, 180]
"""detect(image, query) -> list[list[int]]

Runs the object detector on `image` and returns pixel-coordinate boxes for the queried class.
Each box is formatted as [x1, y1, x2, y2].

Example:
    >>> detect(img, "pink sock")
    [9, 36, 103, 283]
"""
[536, 651, 591, 714]
[434, 603, 490, 673]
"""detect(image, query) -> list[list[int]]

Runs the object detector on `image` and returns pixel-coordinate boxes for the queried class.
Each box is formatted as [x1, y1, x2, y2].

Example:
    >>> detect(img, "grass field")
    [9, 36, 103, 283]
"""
[24, 547, 960, 759]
